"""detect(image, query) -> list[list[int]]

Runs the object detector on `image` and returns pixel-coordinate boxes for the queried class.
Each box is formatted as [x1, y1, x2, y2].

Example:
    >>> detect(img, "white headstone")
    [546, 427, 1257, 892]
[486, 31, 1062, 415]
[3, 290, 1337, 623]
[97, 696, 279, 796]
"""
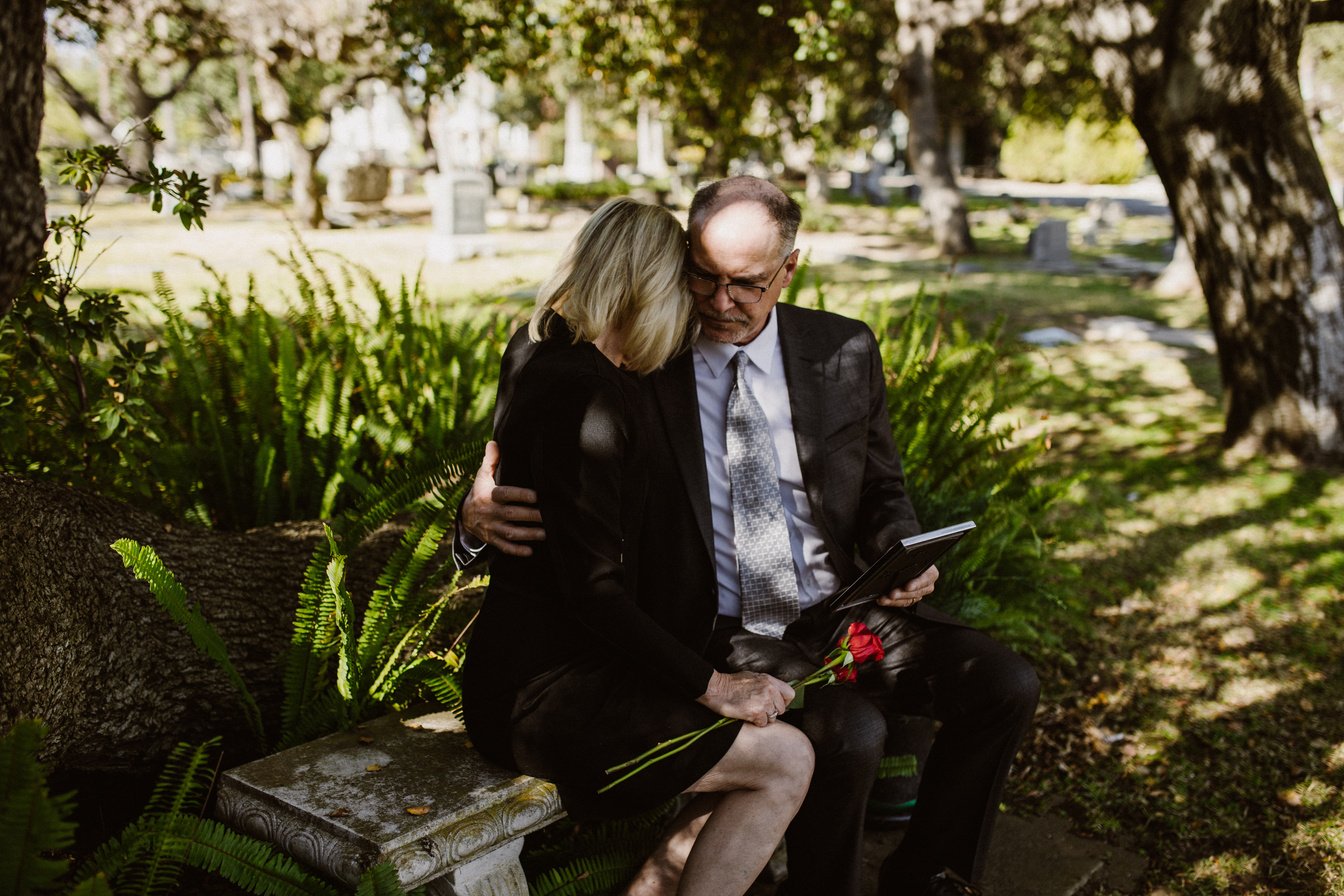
[427, 170, 494, 261]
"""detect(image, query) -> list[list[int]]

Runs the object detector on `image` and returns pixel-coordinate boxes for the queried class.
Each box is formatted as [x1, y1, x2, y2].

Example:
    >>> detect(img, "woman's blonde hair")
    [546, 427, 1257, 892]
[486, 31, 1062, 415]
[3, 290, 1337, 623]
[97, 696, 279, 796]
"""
[529, 197, 695, 374]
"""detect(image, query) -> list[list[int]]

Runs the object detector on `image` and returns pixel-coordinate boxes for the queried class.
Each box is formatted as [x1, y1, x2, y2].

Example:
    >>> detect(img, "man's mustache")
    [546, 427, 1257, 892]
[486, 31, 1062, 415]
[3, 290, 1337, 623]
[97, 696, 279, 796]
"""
[698, 311, 748, 325]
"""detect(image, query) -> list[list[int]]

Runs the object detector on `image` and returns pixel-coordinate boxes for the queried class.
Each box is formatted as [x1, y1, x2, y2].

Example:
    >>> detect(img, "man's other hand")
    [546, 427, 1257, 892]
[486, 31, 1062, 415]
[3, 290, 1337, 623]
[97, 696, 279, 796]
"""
[875, 564, 938, 609]
[463, 440, 545, 557]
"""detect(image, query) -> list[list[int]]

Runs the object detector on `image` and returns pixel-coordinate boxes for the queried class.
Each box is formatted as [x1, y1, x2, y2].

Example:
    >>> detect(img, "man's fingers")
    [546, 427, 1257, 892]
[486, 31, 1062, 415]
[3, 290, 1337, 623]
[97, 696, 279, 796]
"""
[491, 484, 538, 506]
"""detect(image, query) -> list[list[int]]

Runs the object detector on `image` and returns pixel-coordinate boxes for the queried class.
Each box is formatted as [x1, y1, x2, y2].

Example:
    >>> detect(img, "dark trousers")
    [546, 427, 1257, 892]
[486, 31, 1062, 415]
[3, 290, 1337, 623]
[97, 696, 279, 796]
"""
[705, 602, 1039, 896]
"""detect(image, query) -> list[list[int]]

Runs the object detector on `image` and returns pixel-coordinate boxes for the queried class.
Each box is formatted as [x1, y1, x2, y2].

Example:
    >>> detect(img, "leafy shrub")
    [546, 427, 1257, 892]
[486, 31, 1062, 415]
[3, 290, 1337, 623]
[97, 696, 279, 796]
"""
[866, 291, 1075, 646]
[147, 251, 515, 529]
[1000, 114, 1147, 185]
[0, 129, 207, 506]
[522, 179, 631, 204]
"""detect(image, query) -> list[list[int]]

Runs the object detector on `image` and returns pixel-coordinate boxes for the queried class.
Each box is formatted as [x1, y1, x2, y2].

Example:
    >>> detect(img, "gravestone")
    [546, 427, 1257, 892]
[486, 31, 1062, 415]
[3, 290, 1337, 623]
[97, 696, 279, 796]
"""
[427, 170, 494, 261]
[1028, 219, 1072, 270]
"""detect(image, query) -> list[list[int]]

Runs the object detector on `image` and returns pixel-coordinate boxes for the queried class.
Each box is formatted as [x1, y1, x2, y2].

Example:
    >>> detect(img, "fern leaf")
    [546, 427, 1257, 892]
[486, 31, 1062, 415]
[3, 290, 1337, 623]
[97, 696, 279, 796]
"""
[527, 848, 647, 896]
[354, 862, 408, 896]
[175, 815, 341, 896]
[111, 540, 266, 748]
[0, 719, 77, 896]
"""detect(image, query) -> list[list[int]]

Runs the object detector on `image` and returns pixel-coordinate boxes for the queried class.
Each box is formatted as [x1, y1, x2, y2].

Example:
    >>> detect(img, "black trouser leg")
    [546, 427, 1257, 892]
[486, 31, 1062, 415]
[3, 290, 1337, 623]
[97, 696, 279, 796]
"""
[854, 609, 1040, 889]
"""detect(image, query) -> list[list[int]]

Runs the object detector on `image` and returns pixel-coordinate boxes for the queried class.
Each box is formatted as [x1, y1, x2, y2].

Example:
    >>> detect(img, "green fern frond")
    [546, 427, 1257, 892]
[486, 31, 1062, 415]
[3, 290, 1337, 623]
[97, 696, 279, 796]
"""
[527, 848, 646, 896]
[0, 719, 77, 896]
[176, 816, 342, 896]
[67, 872, 115, 896]
[111, 540, 266, 748]
[144, 738, 220, 825]
[353, 861, 407, 896]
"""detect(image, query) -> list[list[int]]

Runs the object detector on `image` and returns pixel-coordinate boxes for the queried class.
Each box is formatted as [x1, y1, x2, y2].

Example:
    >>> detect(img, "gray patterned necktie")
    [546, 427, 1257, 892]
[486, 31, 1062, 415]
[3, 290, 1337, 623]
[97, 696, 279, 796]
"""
[727, 350, 799, 638]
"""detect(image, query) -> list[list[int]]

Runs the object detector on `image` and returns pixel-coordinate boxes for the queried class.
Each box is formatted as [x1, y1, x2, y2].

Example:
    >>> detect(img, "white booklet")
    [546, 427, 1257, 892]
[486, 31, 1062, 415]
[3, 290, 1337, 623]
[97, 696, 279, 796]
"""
[828, 521, 976, 611]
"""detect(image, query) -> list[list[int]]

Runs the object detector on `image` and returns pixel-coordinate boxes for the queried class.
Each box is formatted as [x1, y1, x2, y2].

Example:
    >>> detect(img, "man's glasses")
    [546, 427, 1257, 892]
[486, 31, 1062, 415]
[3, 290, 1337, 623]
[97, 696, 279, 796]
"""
[684, 252, 792, 305]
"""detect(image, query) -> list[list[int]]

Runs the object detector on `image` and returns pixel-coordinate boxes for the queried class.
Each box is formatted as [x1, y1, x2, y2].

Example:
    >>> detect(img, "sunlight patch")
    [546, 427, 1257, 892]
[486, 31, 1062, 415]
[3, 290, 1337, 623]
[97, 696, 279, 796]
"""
[1185, 851, 1259, 891]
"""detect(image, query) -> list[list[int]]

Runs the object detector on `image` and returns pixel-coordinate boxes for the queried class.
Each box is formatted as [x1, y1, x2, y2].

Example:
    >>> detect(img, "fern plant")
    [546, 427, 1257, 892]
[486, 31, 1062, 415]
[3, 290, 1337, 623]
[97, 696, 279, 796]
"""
[113, 443, 482, 754]
[147, 248, 514, 530]
[865, 289, 1077, 645]
[521, 801, 679, 896]
[1, 720, 408, 896]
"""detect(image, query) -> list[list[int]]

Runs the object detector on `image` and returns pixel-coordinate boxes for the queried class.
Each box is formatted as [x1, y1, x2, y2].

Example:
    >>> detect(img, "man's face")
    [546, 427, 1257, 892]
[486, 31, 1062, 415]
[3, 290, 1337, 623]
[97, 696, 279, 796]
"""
[687, 201, 798, 346]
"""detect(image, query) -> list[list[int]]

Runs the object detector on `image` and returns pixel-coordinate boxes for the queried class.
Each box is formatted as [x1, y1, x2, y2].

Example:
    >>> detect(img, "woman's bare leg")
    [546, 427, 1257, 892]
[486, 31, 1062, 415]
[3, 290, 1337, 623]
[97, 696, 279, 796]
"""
[623, 721, 812, 896]
[623, 794, 720, 895]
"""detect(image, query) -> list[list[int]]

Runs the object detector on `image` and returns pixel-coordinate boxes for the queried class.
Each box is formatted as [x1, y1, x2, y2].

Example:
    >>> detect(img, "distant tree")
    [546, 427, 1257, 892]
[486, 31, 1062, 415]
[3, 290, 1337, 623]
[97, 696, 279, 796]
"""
[1068, 0, 1344, 463]
[44, 0, 228, 172]
[0, 0, 45, 315]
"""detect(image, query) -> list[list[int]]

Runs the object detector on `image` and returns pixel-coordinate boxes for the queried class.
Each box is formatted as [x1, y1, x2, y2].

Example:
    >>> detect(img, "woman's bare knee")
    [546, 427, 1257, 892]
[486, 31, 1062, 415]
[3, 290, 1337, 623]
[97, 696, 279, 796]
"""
[689, 722, 813, 795]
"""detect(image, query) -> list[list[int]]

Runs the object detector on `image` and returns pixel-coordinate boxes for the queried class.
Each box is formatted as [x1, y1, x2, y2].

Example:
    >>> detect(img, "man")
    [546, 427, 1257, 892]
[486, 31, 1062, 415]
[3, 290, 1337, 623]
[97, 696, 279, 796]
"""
[458, 176, 1038, 896]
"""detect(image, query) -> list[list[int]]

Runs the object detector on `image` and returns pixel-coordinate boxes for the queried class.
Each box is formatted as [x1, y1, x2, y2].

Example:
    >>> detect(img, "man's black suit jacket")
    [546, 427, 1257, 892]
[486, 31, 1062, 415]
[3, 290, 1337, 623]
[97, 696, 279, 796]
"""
[477, 303, 928, 669]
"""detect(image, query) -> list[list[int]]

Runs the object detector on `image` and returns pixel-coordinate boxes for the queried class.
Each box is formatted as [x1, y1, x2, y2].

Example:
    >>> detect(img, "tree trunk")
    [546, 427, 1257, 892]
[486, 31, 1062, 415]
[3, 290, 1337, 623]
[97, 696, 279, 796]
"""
[1074, 0, 1344, 463]
[898, 17, 976, 257]
[0, 0, 46, 316]
[253, 58, 327, 228]
[0, 474, 402, 771]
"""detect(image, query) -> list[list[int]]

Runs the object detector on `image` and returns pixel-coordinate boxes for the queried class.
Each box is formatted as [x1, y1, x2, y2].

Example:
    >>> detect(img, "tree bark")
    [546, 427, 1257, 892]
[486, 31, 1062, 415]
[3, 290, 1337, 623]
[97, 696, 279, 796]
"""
[897, 8, 976, 257]
[0, 0, 46, 317]
[1072, 0, 1344, 463]
[0, 474, 403, 771]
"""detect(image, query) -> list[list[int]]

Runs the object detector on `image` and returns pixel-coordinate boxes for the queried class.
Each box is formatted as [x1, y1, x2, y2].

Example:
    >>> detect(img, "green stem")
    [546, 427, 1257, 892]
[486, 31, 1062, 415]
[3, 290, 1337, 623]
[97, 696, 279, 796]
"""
[599, 717, 737, 793]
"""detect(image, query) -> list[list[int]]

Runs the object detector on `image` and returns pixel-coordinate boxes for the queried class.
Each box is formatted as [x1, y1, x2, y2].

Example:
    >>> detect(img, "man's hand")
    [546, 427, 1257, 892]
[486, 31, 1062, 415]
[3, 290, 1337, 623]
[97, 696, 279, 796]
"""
[697, 670, 795, 727]
[874, 564, 939, 609]
[462, 441, 546, 557]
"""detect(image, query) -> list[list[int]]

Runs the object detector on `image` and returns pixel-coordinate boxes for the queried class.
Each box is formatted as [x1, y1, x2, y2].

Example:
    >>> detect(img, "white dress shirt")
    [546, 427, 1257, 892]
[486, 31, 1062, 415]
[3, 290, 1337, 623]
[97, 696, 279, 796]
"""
[693, 309, 840, 617]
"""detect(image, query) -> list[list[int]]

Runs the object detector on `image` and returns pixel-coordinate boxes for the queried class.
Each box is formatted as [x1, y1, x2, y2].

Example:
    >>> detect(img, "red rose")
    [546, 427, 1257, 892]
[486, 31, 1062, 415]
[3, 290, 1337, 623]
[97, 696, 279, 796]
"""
[833, 665, 858, 684]
[844, 622, 885, 664]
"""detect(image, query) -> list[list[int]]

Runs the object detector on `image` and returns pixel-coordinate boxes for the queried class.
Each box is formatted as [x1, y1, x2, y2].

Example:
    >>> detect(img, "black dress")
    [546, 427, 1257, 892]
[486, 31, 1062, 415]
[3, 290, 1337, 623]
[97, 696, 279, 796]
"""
[462, 325, 739, 820]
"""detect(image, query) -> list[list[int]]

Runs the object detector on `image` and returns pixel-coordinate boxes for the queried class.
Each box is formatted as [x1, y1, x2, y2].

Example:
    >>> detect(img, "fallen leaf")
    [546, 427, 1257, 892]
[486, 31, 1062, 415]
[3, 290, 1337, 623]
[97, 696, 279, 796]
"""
[406, 806, 431, 815]
[359, 736, 374, 744]
[366, 764, 383, 772]
[327, 807, 351, 818]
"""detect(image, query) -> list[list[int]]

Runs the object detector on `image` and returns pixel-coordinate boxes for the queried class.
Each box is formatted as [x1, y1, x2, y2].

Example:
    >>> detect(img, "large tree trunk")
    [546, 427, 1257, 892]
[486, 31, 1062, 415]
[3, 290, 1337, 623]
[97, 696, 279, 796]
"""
[0, 0, 46, 316]
[253, 58, 327, 228]
[0, 474, 401, 771]
[1073, 0, 1344, 464]
[897, 11, 976, 257]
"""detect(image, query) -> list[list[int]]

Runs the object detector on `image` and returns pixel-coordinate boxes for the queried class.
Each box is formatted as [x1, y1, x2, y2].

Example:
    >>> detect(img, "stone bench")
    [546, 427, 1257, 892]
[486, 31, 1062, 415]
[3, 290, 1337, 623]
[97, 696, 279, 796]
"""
[214, 708, 564, 895]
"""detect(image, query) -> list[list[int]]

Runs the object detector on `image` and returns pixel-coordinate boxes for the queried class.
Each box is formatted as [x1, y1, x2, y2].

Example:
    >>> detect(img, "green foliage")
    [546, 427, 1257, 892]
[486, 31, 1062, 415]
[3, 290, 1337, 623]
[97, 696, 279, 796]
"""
[999, 114, 1147, 184]
[0, 720, 77, 896]
[110, 539, 267, 749]
[522, 801, 678, 895]
[0, 723, 377, 896]
[521, 179, 632, 204]
[115, 444, 480, 754]
[144, 251, 511, 529]
[867, 290, 1076, 645]
[0, 124, 208, 504]
[276, 455, 478, 748]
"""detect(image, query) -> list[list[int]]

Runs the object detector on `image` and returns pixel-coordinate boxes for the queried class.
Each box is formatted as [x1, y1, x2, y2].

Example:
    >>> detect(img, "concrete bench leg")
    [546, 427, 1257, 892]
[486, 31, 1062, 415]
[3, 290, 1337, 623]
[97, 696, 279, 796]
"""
[425, 838, 528, 896]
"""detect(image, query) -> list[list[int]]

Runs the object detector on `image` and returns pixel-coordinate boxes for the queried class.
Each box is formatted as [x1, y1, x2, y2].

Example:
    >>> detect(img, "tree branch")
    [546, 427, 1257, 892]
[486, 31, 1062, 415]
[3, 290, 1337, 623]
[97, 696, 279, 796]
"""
[43, 61, 111, 134]
[1309, 0, 1344, 23]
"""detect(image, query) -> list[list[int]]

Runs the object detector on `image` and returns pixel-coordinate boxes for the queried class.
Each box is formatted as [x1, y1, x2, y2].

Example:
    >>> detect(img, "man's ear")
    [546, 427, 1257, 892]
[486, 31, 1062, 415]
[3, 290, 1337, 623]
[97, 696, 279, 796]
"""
[779, 248, 802, 289]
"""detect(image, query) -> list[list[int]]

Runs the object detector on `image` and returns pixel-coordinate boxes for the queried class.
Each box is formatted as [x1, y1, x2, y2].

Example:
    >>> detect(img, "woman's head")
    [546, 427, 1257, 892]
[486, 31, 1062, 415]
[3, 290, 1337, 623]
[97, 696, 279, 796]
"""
[530, 197, 694, 373]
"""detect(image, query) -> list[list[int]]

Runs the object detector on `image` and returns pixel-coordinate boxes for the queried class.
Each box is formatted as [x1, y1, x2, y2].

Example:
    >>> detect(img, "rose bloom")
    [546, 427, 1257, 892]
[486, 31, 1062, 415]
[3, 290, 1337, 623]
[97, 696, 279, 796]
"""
[833, 665, 858, 684]
[846, 622, 885, 664]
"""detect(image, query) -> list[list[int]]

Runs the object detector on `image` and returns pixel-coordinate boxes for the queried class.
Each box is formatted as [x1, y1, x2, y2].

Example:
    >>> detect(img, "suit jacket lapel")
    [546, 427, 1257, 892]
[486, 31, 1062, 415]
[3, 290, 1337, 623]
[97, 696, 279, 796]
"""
[777, 305, 830, 541]
[652, 351, 716, 561]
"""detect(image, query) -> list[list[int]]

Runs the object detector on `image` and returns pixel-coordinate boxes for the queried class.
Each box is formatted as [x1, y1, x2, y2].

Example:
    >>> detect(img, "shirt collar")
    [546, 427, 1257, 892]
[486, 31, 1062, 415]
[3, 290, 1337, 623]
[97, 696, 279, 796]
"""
[693, 307, 781, 379]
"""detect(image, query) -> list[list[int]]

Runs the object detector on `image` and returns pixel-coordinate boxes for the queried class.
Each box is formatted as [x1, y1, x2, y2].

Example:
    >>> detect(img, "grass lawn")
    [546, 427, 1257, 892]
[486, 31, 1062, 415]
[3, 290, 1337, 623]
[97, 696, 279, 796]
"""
[47, 188, 1344, 895]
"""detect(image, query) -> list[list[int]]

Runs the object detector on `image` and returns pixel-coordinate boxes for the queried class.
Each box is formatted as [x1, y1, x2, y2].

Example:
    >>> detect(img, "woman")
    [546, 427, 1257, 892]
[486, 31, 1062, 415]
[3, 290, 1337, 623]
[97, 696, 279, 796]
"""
[463, 198, 812, 896]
